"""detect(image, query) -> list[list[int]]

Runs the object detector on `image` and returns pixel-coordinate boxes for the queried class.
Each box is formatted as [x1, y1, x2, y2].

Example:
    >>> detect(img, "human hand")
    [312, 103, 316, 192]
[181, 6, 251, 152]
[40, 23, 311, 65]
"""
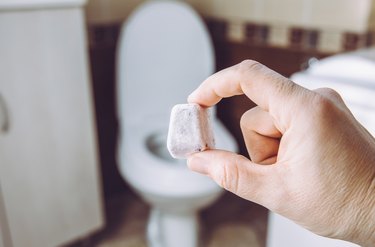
[187, 60, 375, 246]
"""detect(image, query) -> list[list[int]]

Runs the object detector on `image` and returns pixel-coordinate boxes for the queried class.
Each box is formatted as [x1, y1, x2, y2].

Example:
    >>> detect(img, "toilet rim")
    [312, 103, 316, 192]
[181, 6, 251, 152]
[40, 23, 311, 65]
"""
[118, 120, 222, 197]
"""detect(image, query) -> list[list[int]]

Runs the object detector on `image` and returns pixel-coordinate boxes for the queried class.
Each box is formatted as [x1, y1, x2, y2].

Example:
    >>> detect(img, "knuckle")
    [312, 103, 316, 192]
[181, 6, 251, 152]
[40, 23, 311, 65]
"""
[311, 92, 338, 118]
[273, 79, 300, 104]
[317, 87, 342, 102]
[248, 151, 261, 163]
[278, 78, 296, 94]
[240, 108, 257, 130]
[217, 156, 241, 193]
[237, 60, 263, 74]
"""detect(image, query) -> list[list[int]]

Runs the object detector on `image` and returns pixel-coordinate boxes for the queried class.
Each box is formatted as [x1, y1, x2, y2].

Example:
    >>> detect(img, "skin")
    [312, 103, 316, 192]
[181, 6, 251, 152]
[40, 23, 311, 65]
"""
[186, 60, 375, 246]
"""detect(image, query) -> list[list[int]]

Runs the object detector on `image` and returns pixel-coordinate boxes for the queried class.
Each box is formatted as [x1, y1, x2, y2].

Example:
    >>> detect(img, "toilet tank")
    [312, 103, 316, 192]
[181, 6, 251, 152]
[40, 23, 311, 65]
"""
[267, 48, 375, 247]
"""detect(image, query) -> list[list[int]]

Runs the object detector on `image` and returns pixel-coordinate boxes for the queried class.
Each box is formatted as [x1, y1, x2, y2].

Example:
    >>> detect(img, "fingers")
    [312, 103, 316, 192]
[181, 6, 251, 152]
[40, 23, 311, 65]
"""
[188, 60, 307, 118]
[187, 149, 276, 205]
[240, 107, 281, 164]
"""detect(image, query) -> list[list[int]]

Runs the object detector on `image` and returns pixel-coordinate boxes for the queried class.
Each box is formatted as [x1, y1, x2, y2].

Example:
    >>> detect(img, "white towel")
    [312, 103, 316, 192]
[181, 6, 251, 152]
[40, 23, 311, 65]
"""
[291, 72, 375, 137]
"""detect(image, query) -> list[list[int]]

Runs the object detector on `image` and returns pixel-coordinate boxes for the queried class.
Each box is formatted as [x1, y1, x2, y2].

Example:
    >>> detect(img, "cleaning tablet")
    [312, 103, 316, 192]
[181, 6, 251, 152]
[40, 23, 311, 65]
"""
[167, 103, 215, 159]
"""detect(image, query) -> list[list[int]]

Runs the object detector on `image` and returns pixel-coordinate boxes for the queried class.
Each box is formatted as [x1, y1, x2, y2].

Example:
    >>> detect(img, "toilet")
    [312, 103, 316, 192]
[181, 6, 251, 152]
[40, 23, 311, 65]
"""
[267, 47, 375, 247]
[116, 1, 237, 247]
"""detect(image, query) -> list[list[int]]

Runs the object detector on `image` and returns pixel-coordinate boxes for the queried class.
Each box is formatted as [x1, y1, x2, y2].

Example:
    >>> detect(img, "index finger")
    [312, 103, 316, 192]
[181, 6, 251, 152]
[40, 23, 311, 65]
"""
[188, 60, 304, 115]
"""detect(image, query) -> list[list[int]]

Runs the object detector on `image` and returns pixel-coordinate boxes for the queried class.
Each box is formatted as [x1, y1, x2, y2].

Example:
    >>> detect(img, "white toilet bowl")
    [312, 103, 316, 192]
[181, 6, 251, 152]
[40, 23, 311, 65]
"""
[119, 117, 236, 247]
[116, 1, 237, 247]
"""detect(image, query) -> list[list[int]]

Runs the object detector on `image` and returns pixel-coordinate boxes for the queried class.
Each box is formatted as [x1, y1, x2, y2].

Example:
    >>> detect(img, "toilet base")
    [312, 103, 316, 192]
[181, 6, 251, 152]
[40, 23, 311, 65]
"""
[147, 208, 200, 247]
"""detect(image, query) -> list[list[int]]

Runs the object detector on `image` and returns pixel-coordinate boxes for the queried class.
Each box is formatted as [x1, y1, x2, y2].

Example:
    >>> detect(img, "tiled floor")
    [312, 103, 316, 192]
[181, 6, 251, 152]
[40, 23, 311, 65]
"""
[70, 186, 268, 247]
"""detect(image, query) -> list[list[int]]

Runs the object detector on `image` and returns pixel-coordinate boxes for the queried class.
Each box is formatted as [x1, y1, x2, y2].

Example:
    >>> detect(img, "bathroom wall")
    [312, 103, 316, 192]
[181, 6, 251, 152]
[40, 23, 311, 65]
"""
[188, 0, 375, 53]
[86, 0, 142, 25]
[87, 0, 375, 53]
[87, 0, 375, 32]
[186, 0, 373, 31]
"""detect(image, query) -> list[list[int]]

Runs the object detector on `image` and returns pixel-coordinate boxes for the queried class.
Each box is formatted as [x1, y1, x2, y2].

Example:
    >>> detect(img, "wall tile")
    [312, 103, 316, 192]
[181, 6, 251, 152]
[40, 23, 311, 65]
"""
[263, 0, 305, 25]
[245, 23, 269, 44]
[269, 25, 289, 47]
[227, 21, 246, 42]
[86, 0, 144, 25]
[368, 1, 375, 30]
[318, 31, 343, 53]
[309, 0, 372, 32]
[188, 0, 256, 22]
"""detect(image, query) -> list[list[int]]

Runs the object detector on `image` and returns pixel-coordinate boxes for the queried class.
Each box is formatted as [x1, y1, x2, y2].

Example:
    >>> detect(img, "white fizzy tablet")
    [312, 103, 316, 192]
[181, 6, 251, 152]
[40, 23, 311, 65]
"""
[167, 103, 215, 159]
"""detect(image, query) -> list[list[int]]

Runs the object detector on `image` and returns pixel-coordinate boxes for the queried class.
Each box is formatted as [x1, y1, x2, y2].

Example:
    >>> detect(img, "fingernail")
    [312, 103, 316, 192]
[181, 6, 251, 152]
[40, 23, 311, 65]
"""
[187, 154, 209, 175]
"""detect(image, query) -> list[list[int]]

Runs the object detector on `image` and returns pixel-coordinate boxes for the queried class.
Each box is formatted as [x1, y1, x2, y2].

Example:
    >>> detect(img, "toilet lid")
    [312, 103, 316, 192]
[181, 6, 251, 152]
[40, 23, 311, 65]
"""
[116, 1, 214, 126]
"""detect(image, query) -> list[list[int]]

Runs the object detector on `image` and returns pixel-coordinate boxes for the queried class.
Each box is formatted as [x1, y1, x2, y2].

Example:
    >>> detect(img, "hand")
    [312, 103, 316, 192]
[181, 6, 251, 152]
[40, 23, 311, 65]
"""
[187, 60, 375, 246]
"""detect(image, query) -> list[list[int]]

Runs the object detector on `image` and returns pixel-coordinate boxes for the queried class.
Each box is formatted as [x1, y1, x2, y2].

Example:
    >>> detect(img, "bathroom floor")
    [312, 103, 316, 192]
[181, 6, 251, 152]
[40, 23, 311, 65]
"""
[71, 185, 268, 247]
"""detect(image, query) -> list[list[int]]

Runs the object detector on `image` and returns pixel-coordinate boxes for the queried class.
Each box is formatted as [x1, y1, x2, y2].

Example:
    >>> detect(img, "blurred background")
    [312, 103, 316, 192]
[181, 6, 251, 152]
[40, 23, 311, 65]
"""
[1, 0, 374, 246]
[86, 0, 375, 192]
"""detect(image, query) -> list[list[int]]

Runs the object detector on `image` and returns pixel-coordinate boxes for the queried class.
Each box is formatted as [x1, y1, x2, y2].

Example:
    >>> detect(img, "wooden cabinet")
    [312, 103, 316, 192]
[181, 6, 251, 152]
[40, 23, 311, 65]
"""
[0, 6, 104, 247]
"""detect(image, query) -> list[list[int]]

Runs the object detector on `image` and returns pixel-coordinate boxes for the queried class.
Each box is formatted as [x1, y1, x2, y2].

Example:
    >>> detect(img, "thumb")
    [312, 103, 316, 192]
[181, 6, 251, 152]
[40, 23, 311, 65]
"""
[187, 150, 274, 205]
